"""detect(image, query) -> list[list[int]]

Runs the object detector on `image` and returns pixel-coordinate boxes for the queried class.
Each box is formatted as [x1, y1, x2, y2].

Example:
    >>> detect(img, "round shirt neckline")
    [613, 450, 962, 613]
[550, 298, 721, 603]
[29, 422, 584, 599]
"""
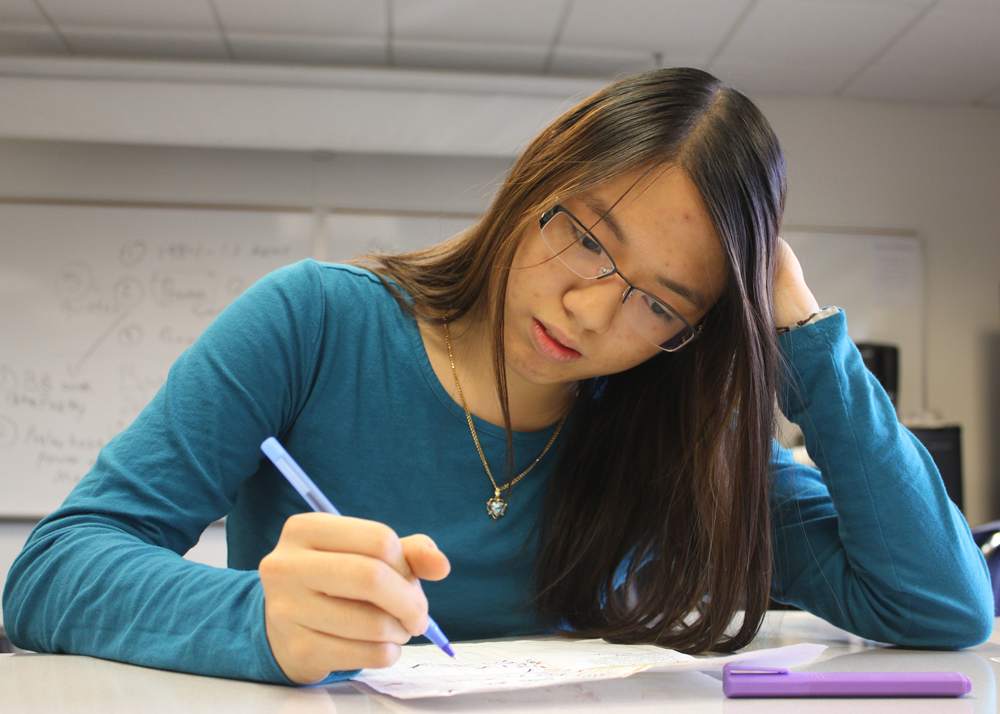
[399, 304, 562, 448]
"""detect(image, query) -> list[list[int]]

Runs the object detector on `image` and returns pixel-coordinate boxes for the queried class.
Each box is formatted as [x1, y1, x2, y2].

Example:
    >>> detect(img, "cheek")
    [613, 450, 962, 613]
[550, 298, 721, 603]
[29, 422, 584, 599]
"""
[511, 242, 563, 301]
[599, 330, 660, 372]
[508, 262, 545, 304]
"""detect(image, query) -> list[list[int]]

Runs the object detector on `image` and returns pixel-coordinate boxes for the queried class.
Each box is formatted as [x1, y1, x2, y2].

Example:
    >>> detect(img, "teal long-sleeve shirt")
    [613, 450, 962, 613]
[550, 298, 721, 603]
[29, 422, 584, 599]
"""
[3, 260, 993, 683]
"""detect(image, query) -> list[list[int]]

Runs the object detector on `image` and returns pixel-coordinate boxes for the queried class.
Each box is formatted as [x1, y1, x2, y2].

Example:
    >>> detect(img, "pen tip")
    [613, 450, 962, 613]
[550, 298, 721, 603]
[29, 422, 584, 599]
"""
[443, 644, 456, 658]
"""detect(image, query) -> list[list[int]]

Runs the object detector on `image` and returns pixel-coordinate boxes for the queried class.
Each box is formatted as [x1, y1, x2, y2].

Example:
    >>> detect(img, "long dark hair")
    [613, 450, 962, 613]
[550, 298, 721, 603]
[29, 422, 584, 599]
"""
[355, 67, 786, 653]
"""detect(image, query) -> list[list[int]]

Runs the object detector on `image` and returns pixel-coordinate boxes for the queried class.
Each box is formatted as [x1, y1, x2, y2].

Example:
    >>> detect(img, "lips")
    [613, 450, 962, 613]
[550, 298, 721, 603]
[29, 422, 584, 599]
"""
[531, 319, 581, 363]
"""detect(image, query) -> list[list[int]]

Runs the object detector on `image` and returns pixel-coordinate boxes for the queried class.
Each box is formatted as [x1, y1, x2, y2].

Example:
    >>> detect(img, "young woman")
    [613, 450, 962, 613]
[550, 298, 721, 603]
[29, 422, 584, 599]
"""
[3, 68, 992, 685]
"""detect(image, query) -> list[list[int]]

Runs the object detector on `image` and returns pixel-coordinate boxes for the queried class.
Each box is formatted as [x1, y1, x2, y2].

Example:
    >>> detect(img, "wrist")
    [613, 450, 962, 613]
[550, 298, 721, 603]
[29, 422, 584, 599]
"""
[774, 286, 820, 330]
[776, 306, 839, 334]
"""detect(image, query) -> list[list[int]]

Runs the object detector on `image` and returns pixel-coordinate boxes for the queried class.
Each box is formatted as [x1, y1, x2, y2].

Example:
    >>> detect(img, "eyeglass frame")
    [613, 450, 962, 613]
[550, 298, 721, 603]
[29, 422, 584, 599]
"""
[538, 205, 703, 352]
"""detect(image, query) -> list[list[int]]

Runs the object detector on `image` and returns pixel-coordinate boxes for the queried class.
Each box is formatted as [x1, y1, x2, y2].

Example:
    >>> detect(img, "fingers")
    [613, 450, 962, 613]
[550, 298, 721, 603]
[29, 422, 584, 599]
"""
[283, 513, 413, 577]
[772, 238, 819, 328]
[293, 549, 429, 636]
[401, 533, 451, 582]
[284, 591, 412, 646]
[268, 621, 405, 683]
[774, 238, 805, 283]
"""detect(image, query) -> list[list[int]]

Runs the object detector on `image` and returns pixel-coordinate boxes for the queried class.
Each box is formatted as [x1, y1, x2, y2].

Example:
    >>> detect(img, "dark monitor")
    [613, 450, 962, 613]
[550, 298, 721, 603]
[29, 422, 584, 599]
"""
[856, 343, 899, 408]
[908, 425, 964, 513]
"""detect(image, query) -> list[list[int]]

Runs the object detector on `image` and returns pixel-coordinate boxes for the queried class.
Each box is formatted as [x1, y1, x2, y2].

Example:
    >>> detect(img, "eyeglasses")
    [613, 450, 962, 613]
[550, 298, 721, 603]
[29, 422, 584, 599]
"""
[539, 205, 701, 352]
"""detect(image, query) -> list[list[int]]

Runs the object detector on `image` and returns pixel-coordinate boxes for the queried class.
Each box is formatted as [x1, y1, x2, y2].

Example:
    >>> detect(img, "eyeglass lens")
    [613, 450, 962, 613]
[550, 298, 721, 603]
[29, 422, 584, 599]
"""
[540, 209, 695, 351]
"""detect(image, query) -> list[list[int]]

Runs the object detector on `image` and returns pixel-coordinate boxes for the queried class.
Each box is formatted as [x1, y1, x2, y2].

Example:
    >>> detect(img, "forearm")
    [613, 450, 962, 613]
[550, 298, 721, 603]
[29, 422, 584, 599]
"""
[3, 514, 289, 682]
[771, 310, 992, 647]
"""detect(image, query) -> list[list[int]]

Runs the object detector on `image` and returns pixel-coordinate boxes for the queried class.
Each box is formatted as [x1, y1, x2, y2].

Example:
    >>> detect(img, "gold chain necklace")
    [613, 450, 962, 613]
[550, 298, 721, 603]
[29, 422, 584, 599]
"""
[443, 320, 567, 520]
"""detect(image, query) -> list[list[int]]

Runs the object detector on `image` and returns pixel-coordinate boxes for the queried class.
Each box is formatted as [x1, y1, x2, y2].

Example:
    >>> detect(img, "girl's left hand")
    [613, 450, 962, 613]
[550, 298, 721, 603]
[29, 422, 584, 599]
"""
[773, 238, 820, 329]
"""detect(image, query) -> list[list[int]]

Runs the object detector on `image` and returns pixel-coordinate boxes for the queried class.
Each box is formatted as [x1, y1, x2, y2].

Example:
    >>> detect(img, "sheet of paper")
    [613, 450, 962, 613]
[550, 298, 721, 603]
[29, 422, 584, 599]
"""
[353, 640, 825, 699]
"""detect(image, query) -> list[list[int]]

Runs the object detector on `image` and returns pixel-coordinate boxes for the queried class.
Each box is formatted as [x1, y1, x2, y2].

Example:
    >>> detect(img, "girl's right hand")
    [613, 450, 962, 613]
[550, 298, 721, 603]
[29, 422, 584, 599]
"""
[258, 513, 451, 684]
[773, 238, 820, 329]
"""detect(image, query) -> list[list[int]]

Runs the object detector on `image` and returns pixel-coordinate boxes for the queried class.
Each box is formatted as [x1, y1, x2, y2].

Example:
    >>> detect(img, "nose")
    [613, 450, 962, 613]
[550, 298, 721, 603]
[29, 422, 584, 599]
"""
[562, 275, 625, 335]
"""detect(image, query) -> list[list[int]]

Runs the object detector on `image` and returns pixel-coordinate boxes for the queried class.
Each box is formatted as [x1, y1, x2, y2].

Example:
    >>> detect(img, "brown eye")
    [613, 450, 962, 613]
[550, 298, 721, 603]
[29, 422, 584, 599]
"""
[577, 232, 603, 255]
[642, 294, 675, 323]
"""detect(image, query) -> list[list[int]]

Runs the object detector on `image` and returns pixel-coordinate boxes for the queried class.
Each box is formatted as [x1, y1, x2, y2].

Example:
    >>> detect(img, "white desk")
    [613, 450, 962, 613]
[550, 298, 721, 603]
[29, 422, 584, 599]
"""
[2, 612, 998, 714]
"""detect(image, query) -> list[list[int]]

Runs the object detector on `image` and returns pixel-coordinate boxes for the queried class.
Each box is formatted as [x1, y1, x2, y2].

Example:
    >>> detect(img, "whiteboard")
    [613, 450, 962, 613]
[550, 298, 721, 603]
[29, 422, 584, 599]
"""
[784, 230, 924, 416]
[0, 203, 476, 518]
[0, 203, 316, 517]
[322, 212, 476, 261]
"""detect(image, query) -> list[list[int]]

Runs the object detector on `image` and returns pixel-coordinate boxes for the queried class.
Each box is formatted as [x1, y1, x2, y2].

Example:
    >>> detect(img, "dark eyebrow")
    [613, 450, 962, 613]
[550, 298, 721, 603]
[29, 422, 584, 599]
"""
[576, 195, 709, 313]
[579, 194, 629, 246]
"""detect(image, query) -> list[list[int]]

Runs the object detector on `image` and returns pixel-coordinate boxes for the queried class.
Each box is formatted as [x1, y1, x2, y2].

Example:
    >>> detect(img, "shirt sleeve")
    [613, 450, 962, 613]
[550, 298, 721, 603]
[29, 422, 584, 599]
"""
[769, 308, 993, 648]
[1, 260, 355, 683]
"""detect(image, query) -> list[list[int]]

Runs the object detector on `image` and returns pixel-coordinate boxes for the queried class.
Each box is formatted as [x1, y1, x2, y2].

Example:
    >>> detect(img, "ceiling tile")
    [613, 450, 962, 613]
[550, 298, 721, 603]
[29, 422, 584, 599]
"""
[709, 57, 860, 96]
[560, 0, 751, 59]
[844, 1, 1000, 103]
[719, 0, 923, 65]
[229, 33, 387, 66]
[1, 0, 49, 24]
[37, 0, 217, 30]
[213, 0, 384, 37]
[60, 27, 229, 60]
[0, 26, 68, 55]
[0, 0, 995, 109]
[548, 46, 682, 78]
[393, 40, 548, 74]
[393, 0, 564, 45]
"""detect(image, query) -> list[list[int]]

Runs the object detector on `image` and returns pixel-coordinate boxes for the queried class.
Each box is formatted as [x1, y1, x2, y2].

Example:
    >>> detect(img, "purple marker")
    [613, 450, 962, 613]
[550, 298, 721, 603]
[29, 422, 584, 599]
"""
[723, 664, 971, 698]
[261, 437, 456, 659]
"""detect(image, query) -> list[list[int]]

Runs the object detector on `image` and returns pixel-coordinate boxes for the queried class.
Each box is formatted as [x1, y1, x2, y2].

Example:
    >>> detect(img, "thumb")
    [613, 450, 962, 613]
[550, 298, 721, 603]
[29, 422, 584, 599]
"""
[401, 534, 451, 582]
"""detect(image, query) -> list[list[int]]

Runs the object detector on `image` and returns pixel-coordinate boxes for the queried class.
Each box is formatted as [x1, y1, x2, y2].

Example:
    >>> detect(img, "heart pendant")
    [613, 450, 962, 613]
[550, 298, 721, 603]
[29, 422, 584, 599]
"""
[487, 497, 507, 519]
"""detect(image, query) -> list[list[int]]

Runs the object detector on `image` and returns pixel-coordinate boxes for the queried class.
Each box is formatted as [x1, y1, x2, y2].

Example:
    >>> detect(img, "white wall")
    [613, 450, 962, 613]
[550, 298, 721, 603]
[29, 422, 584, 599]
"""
[0, 140, 509, 213]
[2, 92, 1000, 615]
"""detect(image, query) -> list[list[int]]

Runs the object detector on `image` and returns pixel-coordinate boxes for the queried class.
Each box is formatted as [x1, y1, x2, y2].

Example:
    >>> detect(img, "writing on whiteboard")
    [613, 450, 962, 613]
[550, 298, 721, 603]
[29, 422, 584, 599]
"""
[0, 204, 314, 516]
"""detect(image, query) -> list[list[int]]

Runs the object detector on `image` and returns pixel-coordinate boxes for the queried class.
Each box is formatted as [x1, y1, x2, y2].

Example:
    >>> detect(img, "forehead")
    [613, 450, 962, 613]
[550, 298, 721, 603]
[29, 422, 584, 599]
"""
[579, 166, 712, 232]
[573, 166, 728, 310]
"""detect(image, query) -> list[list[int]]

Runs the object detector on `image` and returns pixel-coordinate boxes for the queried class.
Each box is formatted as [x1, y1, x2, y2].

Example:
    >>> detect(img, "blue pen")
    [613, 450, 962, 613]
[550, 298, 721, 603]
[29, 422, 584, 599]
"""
[261, 436, 456, 658]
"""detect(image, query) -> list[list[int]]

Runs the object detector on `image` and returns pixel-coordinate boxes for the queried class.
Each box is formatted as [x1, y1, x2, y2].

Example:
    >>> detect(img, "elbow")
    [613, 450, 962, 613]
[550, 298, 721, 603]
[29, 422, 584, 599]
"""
[899, 578, 996, 650]
[841, 560, 996, 650]
[915, 605, 994, 650]
[2, 537, 60, 654]
[2, 559, 35, 651]
[941, 558, 996, 648]
[903, 543, 997, 649]
[944, 592, 995, 649]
